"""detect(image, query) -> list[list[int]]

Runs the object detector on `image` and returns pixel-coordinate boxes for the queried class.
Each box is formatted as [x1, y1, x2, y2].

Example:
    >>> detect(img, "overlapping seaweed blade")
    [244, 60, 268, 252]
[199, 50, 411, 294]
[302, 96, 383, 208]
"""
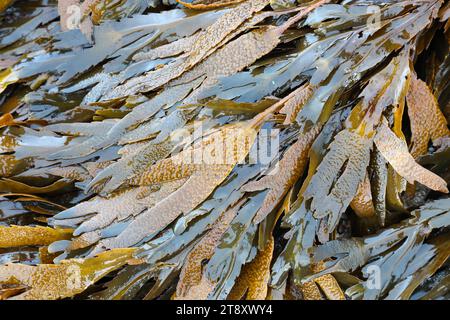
[0, 0, 449, 300]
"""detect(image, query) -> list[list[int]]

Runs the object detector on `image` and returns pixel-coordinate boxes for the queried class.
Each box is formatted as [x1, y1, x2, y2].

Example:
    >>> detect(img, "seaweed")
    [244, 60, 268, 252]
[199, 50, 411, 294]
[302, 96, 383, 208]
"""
[0, 0, 449, 300]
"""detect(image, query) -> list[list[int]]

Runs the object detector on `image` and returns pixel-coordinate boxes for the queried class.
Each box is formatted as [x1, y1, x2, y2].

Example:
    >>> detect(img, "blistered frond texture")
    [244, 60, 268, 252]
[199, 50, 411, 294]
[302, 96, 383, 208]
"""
[0, 0, 449, 301]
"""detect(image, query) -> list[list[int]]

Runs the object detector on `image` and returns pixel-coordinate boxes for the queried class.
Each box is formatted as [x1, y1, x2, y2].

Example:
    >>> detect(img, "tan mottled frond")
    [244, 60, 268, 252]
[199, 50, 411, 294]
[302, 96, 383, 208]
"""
[53, 188, 151, 229]
[313, 275, 345, 300]
[375, 119, 449, 193]
[185, 0, 270, 67]
[108, 0, 329, 99]
[280, 84, 315, 125]
[175, 201, 242, 299]
[92, 170, 232, 253]
[243, 126, 320, 224]
[19, 166, 92, 182]
[228, 236, 274, 300]
[2, 0, 449, 302]
[108, 25, 280, 99]
[0, 226, 72, 248]
[311, 263, 345, 300]
[304, 129, 373, 231]
[176, 0, 245, 10]
[406, 73, 450, 158]
[133, 35, 199, 61]
[299, 264, 345, 300]
[87, 123, 258, 252]
[105, 0, 270, 99]
[55, 180, 186, 245]
[350, 175, 376, 219]
[138, 122, 257, 186]
[0, 249, 136, 300]
[300, 281, 323, 300]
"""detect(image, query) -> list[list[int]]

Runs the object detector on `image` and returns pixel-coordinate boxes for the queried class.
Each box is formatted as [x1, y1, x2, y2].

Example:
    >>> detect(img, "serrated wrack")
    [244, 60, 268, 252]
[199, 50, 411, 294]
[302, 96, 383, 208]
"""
[228, 236, 274, 300]
[299, 281, 322, 300]
[105, 0, 271, 99]
[0, 283, 28, 300]
[304, 129, 372, 232]
[374, 119, 448, 193]
[18, 165, 92, 183]
[185, 0, 270, 68]
[350, 175, 376, 219]
[107, 0, 330, 100]
[53, 182, 186, 254]
[279, 84, 315, 125]
[0, 113, 15, 128]
[0, 226, 72, 248]
[87, 123, 258, 252]
[406, 72, 450, 158]
[0, 178, 72, 195]
[107, 25, 280, 99]
[2, 0, 450, 301]
[53, 187, 148, 227]
[243, 125, 320, 224]
[0, 249, 136, 300]
[300, 275, 345, 300]
[92, 169, 231, 253]
[175, 201, 242, 300]
[88, 139, 175, 194]
[313, 276, 345, 300]
[307, 198, 450, 299]
[133, 35, 199, 62]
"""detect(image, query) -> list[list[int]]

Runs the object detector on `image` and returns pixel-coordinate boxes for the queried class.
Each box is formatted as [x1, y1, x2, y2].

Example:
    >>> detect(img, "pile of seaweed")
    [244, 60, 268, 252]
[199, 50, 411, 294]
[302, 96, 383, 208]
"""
[0, 0, 449, 300]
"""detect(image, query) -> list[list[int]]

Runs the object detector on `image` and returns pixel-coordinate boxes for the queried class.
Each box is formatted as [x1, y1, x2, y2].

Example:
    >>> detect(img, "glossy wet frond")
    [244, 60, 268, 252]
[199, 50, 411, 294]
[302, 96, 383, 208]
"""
[0, 0, 449, 301]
